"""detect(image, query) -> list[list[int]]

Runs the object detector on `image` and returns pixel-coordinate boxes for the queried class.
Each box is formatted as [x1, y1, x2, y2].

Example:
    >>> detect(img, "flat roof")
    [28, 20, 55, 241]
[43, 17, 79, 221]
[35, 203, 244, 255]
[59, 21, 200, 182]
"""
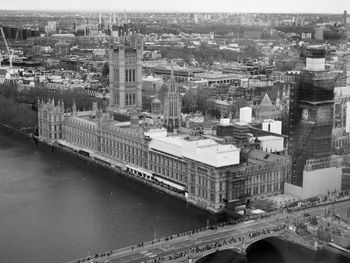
[148, 132, 240, 167]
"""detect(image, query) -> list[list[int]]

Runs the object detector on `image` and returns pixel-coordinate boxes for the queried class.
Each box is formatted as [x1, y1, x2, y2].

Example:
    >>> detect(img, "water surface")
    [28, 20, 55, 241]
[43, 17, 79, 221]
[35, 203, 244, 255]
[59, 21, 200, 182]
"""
[0, 130, 211, 262]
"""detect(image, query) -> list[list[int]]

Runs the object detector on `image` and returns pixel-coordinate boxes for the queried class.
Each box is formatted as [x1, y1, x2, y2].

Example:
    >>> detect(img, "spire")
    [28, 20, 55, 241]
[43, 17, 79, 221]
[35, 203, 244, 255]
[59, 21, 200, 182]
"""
[72, 99, 77, 116]
[164, 60, 181, 134]
[170, 59, 175, 79]
[124, 9, 127, 24]
[276, 88, 281, 109]
[113, 11, 116, 24]
[130, 106, 139, 128]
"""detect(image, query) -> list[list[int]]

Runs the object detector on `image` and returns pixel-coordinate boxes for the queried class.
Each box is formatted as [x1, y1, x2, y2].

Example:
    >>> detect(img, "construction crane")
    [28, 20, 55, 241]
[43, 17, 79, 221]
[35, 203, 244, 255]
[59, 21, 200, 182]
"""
[0, 27, 13, 68]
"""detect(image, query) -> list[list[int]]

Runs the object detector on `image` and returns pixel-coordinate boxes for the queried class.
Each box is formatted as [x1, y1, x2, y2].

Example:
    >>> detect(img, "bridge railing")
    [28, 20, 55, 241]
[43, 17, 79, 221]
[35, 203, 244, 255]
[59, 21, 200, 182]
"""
[282, 190, 350, 214]
[67, 194, 350, 263]
[148, 225, 289, 263]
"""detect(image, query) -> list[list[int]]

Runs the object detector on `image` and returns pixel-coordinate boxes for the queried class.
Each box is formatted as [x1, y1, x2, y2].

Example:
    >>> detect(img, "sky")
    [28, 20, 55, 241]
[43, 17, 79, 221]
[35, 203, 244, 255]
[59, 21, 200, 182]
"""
[0, 0, 349, 13]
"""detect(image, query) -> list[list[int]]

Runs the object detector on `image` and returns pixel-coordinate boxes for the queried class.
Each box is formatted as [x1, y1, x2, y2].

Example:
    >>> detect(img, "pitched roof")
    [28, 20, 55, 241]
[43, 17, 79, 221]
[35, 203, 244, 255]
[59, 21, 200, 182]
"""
[247, 149, 288, 163]
[260, 93, 273, 107]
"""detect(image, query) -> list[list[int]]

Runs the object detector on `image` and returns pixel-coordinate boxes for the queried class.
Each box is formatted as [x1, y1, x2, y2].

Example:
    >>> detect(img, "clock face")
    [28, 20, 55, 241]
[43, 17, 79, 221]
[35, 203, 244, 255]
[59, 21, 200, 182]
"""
[302, 109, 309, 120]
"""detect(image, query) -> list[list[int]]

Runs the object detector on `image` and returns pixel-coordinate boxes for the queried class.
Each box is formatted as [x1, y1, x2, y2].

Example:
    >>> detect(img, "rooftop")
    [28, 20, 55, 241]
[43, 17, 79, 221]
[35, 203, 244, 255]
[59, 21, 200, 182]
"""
[307, 45, 326, 50]
[335, 86, 350, 98]
[247, 149, 289, 163]
[147, 130, 240, 167]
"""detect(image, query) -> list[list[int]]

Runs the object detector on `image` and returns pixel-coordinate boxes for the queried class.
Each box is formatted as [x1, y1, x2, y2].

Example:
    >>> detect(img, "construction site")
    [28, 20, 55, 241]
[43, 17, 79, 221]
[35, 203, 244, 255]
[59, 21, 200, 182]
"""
[288, 45, 338, 187]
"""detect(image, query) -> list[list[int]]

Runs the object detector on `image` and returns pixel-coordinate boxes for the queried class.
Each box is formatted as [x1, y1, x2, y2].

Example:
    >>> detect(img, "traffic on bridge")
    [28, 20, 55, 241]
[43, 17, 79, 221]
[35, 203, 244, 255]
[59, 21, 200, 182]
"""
[69, 194, 350, 263]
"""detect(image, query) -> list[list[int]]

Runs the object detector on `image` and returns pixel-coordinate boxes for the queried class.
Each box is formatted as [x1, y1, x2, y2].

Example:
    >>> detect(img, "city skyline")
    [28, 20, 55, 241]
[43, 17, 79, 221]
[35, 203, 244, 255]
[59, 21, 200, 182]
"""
[0, 0, 348, 14]
[0, 2, 350, 262]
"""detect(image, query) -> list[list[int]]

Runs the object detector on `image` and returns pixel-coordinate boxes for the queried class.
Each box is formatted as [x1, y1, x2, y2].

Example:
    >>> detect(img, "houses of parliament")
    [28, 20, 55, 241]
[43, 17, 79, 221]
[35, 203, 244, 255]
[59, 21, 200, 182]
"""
[38, 36, 290, 213]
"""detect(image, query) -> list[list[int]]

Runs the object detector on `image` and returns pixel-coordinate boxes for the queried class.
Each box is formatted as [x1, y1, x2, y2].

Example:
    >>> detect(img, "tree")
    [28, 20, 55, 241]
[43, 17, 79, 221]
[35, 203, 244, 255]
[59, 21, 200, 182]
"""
[196, 87, 213, 114]
[0, 81, 18, 100]
[158, 84, 168, 105]
[0, 94, 37, 129]
[207, 109, 221, 119]
[0, 95, 12, 124]
[102, 62, 109, 77]
[142, 95, 152, 112]
[182, 90, 197, 113]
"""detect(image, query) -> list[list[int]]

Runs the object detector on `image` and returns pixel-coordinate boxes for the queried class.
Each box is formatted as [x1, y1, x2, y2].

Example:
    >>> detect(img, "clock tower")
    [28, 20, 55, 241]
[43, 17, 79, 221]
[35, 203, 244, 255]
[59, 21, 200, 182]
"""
[288, 45, 336, 186]
[301, 109, 309, 120]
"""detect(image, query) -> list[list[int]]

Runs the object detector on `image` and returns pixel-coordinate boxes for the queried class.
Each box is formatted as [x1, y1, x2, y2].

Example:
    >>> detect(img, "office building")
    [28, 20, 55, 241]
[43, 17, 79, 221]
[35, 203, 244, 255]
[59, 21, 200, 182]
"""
[226, 150, 290, 204]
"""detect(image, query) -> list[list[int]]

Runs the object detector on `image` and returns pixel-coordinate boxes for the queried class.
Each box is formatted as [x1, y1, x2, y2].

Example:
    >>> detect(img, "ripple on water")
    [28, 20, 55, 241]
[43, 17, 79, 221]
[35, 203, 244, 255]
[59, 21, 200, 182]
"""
[0, 131, 213, 263]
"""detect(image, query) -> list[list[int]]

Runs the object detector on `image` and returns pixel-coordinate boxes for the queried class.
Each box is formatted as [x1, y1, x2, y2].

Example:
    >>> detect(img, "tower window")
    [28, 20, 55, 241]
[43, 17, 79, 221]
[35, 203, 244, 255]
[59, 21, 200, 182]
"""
[125, 70, 128, 82]
[115, 69, 119, 81]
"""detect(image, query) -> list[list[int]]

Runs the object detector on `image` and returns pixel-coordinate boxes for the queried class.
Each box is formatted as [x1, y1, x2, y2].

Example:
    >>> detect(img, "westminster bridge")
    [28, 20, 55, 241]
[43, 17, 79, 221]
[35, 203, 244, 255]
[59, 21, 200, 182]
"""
[69, 198, 350, 263]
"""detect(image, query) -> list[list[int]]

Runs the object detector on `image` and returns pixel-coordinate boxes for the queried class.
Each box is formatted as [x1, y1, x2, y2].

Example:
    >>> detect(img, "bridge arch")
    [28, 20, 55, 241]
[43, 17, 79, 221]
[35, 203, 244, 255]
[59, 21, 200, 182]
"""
[196, 248, 246, 263]
[195, 232, 286, 263]
[244, 232, 284, 247]
[246, 236, 287, 263]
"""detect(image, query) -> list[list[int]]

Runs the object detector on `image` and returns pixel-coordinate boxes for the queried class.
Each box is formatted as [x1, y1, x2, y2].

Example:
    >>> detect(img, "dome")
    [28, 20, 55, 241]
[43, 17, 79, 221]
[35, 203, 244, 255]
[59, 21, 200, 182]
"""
[131, 113, 139, 121]
[152, 97, 161, 104]
[130, 109, 139, 127]
[54, 40, 69, 47]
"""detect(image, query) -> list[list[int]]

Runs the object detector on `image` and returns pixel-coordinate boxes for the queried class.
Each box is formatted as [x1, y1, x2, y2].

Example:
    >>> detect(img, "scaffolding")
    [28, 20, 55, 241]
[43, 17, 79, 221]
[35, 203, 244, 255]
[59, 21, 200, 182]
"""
[288, 69, 335, 186]
[304, 157, 338, 171]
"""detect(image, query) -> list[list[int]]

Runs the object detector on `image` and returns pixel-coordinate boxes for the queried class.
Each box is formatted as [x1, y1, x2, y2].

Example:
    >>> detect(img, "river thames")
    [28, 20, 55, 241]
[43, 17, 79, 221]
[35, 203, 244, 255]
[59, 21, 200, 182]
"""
[0, 130, 213, 263]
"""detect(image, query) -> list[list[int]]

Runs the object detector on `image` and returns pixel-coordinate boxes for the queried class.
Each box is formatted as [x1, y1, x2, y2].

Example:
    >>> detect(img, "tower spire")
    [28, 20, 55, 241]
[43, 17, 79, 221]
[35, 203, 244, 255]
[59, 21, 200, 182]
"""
[164, 61, 181, 134]
[72, 99, 77, 116]
[170, 60, 175, 79]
